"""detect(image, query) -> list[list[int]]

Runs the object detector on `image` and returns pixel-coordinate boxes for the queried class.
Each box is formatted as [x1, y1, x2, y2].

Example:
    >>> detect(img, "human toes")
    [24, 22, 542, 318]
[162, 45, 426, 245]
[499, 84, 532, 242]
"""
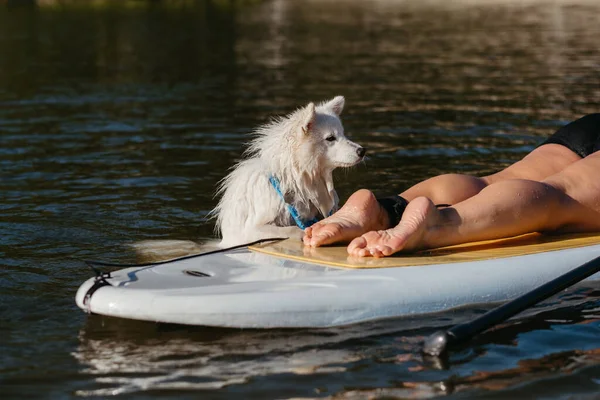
[303, 220, 331, 244]
[302, 226, 313, 244]
[357, 245, 387, 258]
[347, 236, 368, 256]
[304, 221, 328, 245]
[348, 230, 405, 257]
[347, 231, 381, 256]
[308, 223, 345, 247]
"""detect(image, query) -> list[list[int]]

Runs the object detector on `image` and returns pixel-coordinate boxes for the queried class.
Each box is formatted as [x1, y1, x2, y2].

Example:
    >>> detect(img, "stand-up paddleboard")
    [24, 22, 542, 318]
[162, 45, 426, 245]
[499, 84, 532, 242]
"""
[75, 233, 600, 328]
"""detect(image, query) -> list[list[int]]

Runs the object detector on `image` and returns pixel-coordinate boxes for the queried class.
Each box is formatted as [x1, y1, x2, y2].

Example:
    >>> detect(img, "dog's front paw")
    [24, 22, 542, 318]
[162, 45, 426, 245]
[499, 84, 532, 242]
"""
[258, 225, 305, 241]
[275, 226, 305, 241]
[288, 227, 305, 240]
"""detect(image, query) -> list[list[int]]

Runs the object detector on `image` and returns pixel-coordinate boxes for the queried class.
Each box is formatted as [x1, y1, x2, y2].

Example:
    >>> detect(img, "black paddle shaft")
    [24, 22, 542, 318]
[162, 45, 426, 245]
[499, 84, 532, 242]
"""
[422, 254, 600, 357]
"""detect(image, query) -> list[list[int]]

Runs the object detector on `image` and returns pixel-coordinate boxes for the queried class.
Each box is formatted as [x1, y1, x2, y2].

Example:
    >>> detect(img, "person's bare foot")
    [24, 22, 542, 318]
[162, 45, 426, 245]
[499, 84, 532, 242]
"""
[347, 197, 440, 257]
[303, 189, 389, 247]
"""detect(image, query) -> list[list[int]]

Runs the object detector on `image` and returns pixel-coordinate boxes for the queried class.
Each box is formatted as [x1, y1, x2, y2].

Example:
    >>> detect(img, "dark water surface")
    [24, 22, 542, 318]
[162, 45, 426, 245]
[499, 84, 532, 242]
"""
[2, 0, 600, 398]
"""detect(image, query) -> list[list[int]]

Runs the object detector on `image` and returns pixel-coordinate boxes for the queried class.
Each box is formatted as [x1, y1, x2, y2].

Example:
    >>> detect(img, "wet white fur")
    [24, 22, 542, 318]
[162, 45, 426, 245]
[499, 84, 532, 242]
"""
[213, 95, 364, 247]
[132, 96, 363, 258]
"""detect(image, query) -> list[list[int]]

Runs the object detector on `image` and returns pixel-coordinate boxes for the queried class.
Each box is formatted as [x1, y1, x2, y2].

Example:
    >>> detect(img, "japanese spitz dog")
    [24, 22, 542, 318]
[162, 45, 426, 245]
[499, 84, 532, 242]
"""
[133, 96, 364, 258]
[214, 95, 365, 246]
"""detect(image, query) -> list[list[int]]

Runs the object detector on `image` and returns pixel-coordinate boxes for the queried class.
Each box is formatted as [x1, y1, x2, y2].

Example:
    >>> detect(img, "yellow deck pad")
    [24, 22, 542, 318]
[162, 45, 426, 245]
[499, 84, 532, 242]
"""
[248, 233, 600, 269]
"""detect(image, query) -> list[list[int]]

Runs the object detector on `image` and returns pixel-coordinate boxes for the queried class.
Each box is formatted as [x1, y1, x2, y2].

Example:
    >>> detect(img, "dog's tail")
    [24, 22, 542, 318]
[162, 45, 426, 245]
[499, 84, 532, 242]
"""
[131, 239, 220, 262]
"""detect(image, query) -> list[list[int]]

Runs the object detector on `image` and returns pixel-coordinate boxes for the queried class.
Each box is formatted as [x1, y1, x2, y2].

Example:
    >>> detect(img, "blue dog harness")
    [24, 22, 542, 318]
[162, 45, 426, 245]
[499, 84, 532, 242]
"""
[268, 175, 321, 230]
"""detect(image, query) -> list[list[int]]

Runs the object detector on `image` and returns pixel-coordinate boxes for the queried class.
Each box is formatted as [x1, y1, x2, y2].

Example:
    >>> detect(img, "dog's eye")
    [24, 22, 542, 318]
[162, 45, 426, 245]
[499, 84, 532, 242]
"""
[325, 135, 336, 142]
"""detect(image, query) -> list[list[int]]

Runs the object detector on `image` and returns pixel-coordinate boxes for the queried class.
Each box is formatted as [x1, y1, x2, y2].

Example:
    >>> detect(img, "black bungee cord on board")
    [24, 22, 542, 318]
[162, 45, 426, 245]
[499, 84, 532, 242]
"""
[82, 196, 451, 310]
[81, 237, 288, 311]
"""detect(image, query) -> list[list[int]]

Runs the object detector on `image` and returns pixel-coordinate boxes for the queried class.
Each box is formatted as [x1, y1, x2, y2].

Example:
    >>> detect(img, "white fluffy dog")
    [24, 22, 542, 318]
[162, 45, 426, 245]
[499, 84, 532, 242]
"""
[214, 95, 365, 246]
[133, 96, 364, 258]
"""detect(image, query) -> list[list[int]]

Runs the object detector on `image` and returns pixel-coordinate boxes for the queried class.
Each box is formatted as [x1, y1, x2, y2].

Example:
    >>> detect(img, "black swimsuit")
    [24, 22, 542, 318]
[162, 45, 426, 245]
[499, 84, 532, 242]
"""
[540, 113, 600, 158]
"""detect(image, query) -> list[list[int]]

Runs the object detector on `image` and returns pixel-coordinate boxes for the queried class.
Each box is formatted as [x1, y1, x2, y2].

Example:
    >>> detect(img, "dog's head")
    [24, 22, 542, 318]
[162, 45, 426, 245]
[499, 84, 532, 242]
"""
[293, 96, 365, 171]
[243, 96, 365, 219]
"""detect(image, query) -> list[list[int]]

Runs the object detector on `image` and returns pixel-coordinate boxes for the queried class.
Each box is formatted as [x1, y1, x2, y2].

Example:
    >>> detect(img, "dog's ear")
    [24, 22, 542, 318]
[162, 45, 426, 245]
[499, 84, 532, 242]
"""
[323, 95, 345, 116]
[299, 102, 316, 135]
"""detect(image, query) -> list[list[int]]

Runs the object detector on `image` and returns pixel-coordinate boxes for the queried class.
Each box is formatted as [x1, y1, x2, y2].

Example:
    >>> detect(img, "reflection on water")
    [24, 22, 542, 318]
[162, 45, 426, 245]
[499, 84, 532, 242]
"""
[1, 0, 600, 398]
[72, 290, 599, 397]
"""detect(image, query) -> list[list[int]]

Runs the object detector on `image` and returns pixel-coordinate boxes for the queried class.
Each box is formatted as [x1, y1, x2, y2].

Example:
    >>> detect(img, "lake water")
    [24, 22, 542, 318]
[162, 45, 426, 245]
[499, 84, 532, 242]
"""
[1, 0, 600, 398]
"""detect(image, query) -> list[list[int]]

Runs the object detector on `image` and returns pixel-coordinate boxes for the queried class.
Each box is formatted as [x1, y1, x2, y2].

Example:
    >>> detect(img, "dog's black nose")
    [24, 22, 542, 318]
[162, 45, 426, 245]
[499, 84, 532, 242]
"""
[357, 147, 366, 158]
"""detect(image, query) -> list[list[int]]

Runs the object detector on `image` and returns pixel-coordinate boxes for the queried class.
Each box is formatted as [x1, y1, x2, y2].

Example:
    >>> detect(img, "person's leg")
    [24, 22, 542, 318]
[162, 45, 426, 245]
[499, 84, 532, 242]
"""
[304, 143, 580, 247]
[482, 143, 581, 184]
[347, 152, 600, 257]
[304, 114, 597, 247]
[399, 142, 580, 205]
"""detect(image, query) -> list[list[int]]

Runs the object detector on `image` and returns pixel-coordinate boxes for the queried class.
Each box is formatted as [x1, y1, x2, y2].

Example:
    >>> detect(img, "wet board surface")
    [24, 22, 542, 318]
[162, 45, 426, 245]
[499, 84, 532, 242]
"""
[249, 233, 600, 268]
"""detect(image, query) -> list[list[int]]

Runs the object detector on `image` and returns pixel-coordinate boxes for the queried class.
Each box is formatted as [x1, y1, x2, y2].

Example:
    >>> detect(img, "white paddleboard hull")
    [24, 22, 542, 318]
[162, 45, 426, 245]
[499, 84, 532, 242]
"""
[75, 244, 600, 328]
